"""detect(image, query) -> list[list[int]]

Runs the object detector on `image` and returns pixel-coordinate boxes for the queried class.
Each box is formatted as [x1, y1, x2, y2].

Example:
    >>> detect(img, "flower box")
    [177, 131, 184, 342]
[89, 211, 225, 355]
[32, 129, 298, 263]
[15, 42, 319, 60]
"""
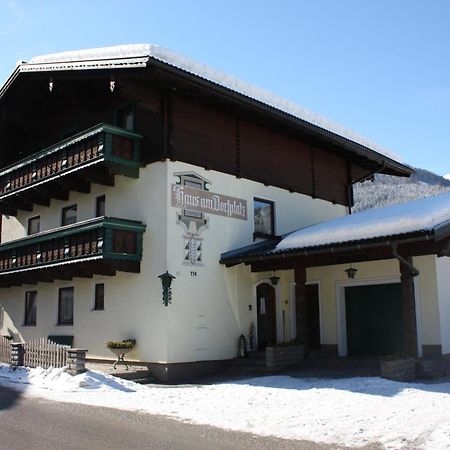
[266, 344, 304, 370]
[380, 356, 416, 381]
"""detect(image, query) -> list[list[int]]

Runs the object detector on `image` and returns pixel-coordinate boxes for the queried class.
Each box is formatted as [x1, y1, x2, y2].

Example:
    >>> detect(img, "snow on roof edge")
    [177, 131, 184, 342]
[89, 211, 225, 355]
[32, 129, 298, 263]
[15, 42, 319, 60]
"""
[276, 191, 450, 252]
[19, 44, 403, 164]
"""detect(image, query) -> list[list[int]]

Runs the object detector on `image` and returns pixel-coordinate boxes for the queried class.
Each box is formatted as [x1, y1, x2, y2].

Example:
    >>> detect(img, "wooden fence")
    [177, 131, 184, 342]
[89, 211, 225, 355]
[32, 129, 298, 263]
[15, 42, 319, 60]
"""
[0, 336, 11, 364]
[23, 338, 67, 369]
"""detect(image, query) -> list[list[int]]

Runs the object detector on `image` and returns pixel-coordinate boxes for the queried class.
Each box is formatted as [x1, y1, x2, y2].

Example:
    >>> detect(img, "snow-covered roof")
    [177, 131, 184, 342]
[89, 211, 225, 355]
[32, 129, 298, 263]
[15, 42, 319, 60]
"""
[276, 191, 450, 251]
[9, 44, 403, 163]
[220, 191, 450, 265]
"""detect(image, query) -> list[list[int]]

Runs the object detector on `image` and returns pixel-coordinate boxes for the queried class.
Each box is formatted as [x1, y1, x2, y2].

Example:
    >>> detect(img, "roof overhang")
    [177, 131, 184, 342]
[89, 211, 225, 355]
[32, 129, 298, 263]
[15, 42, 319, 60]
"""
[221, 219, 450, 270]
[0, 45, 413, 178]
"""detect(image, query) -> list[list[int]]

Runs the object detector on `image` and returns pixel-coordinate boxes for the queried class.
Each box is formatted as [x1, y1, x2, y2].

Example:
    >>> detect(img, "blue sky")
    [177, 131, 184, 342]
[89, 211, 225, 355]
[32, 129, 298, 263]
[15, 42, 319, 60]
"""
[1, 0, 450, 174]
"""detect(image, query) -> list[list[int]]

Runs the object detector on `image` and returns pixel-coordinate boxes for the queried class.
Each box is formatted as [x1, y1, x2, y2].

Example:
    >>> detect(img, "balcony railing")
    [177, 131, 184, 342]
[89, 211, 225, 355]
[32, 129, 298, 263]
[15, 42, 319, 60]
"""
[0, 124, 143, 215]
[0, 217, 146, 286]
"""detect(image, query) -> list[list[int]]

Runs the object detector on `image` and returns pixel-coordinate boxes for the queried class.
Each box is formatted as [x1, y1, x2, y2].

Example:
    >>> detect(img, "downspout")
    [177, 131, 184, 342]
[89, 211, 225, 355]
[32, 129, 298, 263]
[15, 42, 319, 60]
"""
[391, 244, 420, 277]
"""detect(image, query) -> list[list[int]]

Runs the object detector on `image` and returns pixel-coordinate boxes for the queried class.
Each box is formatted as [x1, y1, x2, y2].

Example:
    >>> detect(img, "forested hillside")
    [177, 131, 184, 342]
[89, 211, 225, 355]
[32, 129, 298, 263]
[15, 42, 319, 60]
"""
[353, 168, 450, 212]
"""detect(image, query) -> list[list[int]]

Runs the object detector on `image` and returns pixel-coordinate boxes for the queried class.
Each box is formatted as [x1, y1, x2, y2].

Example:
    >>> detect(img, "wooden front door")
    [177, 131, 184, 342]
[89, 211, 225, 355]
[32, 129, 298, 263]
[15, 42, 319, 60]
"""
[257, 283, 276, 349]
[306, 284, 321, 349]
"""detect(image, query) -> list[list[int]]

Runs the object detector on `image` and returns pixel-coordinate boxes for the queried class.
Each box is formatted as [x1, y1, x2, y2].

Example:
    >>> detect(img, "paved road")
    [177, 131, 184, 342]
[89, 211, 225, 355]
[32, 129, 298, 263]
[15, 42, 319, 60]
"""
[0, 385, 381, 450]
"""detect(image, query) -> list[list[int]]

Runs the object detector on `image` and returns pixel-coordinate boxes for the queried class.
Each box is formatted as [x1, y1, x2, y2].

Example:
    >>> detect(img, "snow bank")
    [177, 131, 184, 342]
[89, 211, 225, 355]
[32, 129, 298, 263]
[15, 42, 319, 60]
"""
[276, 190, 450, 251]
[1, 363, 450, 449]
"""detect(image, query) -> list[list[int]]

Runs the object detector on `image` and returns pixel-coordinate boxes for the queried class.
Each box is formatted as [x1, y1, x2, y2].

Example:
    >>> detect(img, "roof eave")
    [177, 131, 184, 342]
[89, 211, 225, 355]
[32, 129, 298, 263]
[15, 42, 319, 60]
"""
[146, 57, 413, 178]
[0, 52, 412, 177]
[220, 230, 434, 267]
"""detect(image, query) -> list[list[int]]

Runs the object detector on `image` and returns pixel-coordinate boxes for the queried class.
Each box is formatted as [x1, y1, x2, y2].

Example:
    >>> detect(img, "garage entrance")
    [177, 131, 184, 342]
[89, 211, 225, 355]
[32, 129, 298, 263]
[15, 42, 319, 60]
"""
[345, 283, 404, 356]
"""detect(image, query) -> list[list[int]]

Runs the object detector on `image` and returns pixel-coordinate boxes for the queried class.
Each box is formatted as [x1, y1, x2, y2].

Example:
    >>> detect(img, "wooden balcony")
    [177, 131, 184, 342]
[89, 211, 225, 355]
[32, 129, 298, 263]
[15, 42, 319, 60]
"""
[0, 217, 146, 287]
[0, 124, 143, 216]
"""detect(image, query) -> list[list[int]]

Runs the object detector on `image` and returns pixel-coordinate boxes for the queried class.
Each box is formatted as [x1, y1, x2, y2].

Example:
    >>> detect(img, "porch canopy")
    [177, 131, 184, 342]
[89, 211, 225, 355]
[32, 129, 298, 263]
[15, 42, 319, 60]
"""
[221, 192, 450, 357]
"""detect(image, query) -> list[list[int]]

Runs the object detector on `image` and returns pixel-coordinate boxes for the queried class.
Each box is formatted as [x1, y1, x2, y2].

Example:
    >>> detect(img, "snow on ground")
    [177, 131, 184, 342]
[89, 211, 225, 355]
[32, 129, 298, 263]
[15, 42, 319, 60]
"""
[1, 364, 449, 449]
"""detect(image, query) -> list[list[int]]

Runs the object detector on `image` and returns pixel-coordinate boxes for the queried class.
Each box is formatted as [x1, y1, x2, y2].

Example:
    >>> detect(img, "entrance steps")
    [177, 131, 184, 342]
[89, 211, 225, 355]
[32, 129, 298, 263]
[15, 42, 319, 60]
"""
[226, 351, 271, 375]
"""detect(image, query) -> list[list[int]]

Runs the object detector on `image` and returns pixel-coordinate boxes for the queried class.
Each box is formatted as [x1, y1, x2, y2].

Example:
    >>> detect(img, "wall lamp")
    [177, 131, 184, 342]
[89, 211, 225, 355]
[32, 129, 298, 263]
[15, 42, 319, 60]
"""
[345, 266, 358, 279]
[158, 271, 176, 306]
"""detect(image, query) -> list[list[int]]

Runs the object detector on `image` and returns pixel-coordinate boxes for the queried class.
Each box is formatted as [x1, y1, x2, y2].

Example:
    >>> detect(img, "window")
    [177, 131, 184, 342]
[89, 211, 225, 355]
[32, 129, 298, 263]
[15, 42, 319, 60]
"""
[115, 104, 134, 130]
[94, 283, 104, 310]
[183, 176, 203, 219]
[58, 287, 74, 325]
[62, 205, 77, 226]
[27, 216, 40, 235]
[24, 291, 37, 326]
[184, 179, 203, 189]
[112, 230, 137, 254]
[253, 198, 275, 237]
[96, 195, 105, 217]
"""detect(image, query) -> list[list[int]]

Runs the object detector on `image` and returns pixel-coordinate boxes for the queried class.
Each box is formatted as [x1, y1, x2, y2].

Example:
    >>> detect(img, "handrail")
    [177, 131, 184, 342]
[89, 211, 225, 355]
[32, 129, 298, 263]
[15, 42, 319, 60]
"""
[0, 123, 143, 176]
[0, 216, 146, 251]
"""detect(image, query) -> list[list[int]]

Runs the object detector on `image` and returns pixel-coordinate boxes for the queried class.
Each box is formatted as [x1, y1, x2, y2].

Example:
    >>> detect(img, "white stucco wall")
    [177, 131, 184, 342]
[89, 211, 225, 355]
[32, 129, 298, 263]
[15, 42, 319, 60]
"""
[414, 255, 441, 350]
[2, 215, 24, 242]
[0, 159, 346, 364]
[164, 161, 346, 362]
[0, 162, 171, 362]
[299, 255, 442, 356]
[436, 256, 450, 354]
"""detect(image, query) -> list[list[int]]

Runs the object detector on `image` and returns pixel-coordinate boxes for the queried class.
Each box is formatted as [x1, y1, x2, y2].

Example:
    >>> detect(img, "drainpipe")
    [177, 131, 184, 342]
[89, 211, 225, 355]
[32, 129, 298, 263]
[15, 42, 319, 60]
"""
[391, 244, 420, 277]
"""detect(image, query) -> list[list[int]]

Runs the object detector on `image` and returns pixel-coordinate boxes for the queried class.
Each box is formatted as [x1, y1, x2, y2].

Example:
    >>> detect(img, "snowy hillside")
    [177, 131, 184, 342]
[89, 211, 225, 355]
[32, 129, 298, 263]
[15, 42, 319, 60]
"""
[353, 168, 450, 212]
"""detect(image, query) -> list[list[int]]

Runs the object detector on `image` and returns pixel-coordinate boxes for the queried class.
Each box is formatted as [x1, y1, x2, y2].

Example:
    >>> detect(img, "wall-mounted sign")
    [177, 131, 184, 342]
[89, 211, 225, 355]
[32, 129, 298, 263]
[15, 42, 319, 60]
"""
[171, 184, 247, 221]
[259, 298, 266, 315]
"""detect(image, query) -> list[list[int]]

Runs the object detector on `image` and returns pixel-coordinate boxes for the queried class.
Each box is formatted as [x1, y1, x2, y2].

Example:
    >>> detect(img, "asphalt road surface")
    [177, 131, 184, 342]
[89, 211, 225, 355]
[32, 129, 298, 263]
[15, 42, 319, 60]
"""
[0, 385, 381, 450]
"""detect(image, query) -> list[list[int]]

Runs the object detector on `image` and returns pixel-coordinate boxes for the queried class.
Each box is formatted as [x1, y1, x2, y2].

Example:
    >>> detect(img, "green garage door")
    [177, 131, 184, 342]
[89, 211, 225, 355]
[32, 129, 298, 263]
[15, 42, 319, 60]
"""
[345, 283, 404, 356]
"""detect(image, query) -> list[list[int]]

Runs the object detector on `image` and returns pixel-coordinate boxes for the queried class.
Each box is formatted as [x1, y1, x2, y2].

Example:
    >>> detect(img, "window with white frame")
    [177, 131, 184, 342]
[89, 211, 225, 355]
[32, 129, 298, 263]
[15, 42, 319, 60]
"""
[93, 283, 105, 311]
[24, 291, 37, 326]
[96, 195, 105, 217]
[27, 216, 40, 235]
[253, 198, 275, 237]
[62, 205, 77, 226]
[58, 287, 74, 325]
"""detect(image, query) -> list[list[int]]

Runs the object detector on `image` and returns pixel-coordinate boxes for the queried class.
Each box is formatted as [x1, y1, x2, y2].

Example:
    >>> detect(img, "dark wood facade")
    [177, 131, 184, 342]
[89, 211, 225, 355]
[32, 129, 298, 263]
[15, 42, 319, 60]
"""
[0, 63, 412, 214]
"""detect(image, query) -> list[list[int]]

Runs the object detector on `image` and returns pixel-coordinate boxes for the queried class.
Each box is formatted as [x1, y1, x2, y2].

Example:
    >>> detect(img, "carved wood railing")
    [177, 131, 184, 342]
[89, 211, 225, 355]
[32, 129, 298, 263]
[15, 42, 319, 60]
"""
[0, 124, 143, 214]
[0, 217, 146, 276]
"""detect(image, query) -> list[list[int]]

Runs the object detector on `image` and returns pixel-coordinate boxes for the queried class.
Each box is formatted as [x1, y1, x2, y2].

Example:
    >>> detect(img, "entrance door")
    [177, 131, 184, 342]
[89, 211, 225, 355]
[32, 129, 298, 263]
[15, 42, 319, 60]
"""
[257, 283, 276, 349]
[345, 283, 404, 356]
[306, 284, 321, 349]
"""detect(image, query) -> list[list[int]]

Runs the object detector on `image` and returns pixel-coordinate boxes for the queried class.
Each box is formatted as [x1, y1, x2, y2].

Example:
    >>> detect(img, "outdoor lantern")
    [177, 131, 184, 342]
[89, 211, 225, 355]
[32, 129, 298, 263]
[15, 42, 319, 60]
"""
[345, 266, 358, 279]
[158, 271, 176, 306]
[269, 272, 280, 286]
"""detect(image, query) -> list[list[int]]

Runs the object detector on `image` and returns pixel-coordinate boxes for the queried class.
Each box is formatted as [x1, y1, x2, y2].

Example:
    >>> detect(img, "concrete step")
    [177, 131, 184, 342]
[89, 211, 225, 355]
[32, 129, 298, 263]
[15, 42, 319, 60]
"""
[223, 364, 272, 376]
[231, 359, 266, 368]
[247, 351, 266, 360]
[132, 377, 158, 384]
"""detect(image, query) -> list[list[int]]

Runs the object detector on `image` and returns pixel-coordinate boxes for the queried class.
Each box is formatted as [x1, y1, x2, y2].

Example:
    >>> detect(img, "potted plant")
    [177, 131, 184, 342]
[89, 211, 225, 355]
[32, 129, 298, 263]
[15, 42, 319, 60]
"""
[106, 339, 136, 370]
[265, 337, 304, 370]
